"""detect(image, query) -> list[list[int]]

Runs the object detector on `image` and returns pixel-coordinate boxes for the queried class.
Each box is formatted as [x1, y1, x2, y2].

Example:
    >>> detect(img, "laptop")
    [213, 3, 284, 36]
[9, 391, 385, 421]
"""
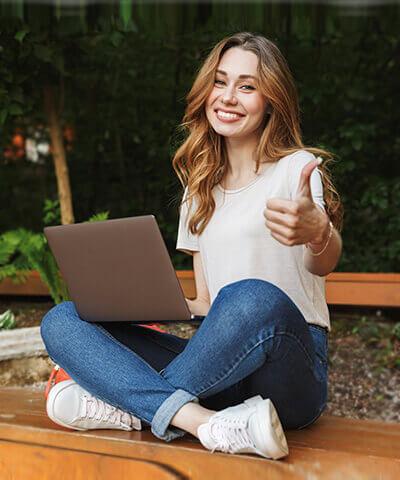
[43, 215, 206, 324]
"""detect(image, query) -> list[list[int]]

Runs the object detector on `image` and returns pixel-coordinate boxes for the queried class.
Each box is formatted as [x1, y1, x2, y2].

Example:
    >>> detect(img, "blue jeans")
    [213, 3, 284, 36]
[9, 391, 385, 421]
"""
[40, 278, 329, 442]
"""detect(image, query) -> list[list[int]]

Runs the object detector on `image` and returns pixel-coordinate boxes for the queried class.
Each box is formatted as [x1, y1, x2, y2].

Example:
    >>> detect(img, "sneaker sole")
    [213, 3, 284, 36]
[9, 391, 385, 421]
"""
[256, 399, 289, 459]
[46, 379, 89, 431]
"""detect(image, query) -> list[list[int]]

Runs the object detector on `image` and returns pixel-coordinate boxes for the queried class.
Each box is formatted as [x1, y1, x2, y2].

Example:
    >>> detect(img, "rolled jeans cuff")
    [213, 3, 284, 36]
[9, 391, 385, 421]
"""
[151, 388, 200, 442]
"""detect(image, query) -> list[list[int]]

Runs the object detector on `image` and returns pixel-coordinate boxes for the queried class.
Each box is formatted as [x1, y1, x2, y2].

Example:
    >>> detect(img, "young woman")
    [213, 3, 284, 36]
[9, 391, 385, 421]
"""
[41, 31, 343, 461]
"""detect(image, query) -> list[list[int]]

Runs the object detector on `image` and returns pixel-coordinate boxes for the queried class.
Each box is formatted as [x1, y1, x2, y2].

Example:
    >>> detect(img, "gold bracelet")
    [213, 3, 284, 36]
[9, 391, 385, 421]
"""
[306, 221, 333, 256]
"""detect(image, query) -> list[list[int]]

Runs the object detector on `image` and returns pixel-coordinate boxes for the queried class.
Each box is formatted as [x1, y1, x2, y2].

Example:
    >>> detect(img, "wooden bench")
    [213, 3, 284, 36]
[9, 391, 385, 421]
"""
[1, 272, 399, 477]
[179, 271, 400, 308]
[0, 387, 399, 479]
[1, 270, 400, 307]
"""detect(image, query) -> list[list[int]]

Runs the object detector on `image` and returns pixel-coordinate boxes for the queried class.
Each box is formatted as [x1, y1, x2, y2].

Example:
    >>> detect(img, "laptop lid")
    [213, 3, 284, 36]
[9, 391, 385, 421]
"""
[44, 215, 197, 323]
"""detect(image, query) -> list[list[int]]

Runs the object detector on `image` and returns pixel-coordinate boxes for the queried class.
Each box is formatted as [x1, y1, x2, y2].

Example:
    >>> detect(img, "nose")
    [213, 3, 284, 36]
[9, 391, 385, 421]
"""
[221, 85, 238, 105]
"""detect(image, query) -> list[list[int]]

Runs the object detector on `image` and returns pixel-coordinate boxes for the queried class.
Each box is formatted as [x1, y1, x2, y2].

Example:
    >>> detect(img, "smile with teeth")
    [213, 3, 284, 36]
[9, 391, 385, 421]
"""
[216, 109, 244, 121]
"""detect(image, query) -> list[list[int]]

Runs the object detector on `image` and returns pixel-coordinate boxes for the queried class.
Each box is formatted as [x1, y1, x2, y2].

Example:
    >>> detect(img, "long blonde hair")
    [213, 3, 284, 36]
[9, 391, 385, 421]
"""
[172, 32, 343, 235]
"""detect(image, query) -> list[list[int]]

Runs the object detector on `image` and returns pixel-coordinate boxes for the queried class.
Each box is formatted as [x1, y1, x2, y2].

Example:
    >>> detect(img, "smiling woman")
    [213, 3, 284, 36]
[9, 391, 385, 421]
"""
[169, 31, 344, 454]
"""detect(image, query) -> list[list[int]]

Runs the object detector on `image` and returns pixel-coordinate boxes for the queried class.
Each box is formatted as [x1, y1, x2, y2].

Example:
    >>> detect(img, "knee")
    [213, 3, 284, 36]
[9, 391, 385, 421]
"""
[40, 301, 77, 352]
[216, 279, 296, 327]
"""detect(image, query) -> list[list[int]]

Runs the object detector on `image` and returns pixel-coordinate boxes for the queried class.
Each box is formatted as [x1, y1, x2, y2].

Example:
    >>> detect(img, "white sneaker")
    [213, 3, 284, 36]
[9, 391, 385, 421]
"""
[197, 395, 289, 460]
[46, 379, 142, 431]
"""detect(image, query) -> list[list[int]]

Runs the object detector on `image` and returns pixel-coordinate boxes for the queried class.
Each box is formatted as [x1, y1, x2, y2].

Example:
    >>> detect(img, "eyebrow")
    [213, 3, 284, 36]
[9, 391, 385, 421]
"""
[216, 69, 257, 80]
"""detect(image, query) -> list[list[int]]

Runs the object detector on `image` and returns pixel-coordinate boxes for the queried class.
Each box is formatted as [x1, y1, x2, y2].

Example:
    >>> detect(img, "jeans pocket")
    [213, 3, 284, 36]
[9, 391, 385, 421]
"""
[307, 325, 329, 389]
[308, 325, 328, 368]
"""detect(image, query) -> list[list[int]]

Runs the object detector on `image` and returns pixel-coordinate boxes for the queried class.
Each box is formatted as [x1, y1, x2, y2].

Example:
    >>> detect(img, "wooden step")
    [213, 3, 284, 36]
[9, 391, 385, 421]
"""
[0, 387, 399, 479]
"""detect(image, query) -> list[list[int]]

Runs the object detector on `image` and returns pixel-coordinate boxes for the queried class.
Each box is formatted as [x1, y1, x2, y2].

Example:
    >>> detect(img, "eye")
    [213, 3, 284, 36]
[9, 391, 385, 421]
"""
[214, 78, 255, 91]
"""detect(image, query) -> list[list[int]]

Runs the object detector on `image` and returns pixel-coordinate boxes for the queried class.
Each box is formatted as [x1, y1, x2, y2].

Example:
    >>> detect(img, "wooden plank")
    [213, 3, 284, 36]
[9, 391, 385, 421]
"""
[181, 271, 400, 307]
[328, 273, 400, 283]
[286, 414, 400, 459]
[0, 387, 399, 479]
[325, 272, 400, 307]
[283, 447, 400, 479]
[326, 279, 400, 306]
[0, 440, 182, 480]
[0, 270, 49, 296]
[176, 271, 197, 300]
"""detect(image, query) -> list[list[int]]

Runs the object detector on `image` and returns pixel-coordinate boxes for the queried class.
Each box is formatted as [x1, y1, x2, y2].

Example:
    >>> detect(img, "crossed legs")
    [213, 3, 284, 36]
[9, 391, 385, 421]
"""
[41, 278, 326, 442]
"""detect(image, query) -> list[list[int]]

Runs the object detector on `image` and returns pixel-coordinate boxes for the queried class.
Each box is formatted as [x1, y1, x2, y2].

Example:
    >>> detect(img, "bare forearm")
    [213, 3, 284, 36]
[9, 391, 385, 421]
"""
[185, 298, 210, 316]
[303, 226, 342, 276]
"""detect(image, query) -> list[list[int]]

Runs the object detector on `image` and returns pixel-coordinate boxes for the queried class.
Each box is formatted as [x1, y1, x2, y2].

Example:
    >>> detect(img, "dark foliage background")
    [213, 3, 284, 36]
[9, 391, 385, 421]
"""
[1, 1, 399, 271]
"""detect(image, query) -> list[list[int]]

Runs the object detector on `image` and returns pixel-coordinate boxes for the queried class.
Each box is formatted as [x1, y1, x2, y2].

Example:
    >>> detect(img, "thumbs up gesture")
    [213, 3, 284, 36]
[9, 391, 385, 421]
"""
[263, 158, 330, 247]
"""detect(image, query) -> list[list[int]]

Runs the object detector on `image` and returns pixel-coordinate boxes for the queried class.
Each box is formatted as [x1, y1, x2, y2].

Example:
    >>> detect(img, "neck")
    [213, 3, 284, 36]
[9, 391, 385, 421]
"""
[224, 131, 262, 178]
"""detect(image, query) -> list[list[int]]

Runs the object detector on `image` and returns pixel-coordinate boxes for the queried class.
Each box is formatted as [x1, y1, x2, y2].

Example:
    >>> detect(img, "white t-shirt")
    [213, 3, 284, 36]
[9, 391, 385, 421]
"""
[176, 149, 331, 331]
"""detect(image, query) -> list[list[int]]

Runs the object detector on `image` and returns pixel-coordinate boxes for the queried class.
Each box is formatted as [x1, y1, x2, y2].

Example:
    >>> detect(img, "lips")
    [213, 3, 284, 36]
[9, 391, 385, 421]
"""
[214, 108, 246, 124]
[214, 108, 245, 116]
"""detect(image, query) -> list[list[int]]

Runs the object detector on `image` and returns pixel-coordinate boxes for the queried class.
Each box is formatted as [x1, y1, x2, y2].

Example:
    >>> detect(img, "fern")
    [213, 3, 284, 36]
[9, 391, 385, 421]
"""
[88, 211, 110, 222]
[43, 199, 61, 226]
[0, 310, 16, 330]
[0, 201, 110, 305]
[17, 231, 68, 304]
[0, 265, 31, 283]
[0, 229, 32, 283]
[0, 229, 25, 264]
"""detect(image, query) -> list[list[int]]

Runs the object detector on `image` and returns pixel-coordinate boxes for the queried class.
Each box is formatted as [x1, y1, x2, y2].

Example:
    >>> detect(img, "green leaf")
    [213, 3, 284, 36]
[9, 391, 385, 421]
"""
[87, 211, 110, 222]
[43, 198, 61, 226]
[0, 235, 19, 264]
[120, 1, 132, 29]
[0, 310, 16, 330]
[392, 323, 400, 341]
[14, 27, 30, 44]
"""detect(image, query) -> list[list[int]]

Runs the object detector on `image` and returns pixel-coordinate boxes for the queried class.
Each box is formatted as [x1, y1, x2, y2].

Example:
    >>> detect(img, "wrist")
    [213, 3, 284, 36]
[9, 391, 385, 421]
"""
[308, 213, 330, 247]
[306, 219, 333, 256]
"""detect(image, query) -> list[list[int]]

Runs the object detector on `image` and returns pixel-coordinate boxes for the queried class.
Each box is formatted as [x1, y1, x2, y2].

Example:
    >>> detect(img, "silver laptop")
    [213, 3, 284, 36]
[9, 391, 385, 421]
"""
[44, 215, 205, 324]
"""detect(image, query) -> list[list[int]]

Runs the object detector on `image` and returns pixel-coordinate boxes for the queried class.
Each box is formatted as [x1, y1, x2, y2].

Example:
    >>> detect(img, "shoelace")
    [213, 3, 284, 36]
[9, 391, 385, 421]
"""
[79, 394, 132, 429]
[208, 412, 256, 454]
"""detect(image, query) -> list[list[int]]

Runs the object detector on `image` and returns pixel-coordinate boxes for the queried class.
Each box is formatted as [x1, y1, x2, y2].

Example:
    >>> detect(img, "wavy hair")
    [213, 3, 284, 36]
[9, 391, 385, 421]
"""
[172, 31, 344, 236]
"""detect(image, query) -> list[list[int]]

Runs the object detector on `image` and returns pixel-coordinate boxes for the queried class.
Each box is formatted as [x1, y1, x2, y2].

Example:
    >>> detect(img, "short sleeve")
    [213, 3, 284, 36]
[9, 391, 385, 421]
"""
[288, 150, 326, 212]
[176, 186, 200, 256]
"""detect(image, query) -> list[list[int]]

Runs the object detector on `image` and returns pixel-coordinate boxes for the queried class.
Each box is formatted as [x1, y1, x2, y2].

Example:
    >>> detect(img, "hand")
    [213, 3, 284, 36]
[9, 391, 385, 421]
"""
[263, 158, 330, 247]
[185, 297, 210, 316]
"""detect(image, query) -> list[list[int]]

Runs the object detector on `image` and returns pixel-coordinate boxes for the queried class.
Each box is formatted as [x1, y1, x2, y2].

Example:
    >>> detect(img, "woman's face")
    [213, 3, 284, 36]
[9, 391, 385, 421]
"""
[205, 47, 269, 139]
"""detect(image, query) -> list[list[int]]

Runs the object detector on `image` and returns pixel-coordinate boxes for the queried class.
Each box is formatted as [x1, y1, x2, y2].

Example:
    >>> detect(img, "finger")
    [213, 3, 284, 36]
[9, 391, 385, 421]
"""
[269, 229, 293, 247]
[266, 197, 300, 215]
[264, 207, 297, 228]
[265, 218, 294, 242]
[295, 158, 322, 199]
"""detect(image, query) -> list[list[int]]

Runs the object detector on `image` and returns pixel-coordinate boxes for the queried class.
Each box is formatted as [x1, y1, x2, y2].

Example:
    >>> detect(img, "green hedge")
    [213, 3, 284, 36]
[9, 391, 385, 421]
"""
[0, 2, 399, 272]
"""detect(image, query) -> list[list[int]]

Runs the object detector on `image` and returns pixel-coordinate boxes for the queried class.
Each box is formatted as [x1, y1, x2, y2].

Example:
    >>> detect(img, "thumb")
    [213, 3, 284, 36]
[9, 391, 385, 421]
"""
[295, 157, 322, 200]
